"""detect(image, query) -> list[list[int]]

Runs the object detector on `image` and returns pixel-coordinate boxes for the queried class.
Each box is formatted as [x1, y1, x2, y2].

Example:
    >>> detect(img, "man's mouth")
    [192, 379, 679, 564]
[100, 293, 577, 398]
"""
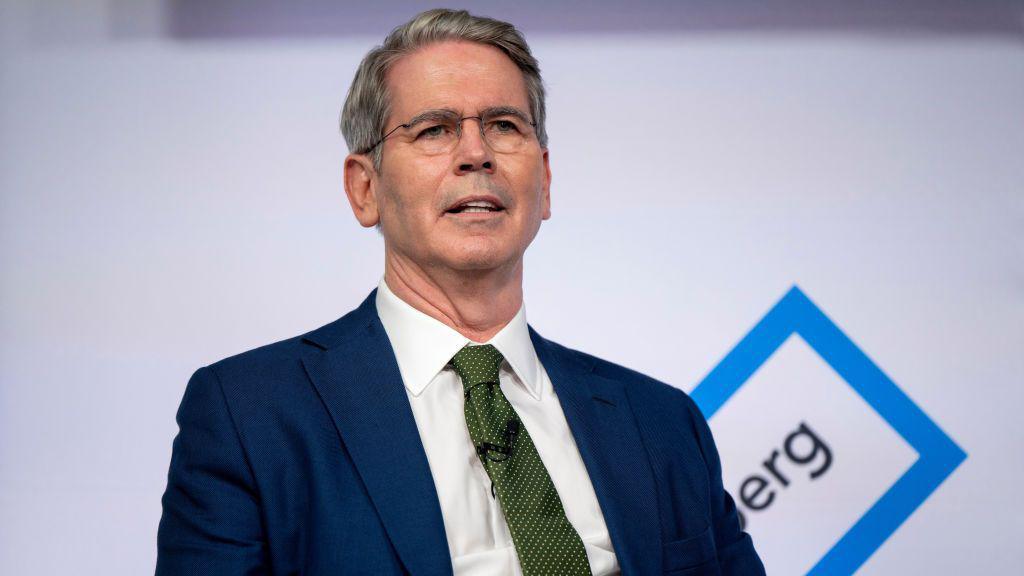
[445, 198, 506, 215]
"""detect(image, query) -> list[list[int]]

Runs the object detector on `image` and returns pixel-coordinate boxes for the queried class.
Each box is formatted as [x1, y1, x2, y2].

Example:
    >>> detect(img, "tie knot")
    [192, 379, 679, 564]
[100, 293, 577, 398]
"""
[450, 344, 504, 388]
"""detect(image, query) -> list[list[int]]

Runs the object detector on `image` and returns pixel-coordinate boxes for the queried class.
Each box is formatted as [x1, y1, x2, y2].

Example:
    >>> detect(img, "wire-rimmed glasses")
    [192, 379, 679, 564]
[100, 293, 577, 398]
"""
[362, 106, 537, 155]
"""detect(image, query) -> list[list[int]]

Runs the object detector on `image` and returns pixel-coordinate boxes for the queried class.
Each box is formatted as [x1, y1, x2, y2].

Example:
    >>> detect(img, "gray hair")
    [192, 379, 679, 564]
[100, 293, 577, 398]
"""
[340, 8, 547, 170]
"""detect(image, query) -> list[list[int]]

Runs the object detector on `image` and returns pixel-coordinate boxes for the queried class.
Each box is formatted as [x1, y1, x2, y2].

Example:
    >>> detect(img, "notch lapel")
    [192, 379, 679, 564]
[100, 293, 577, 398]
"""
[301, 295, 452, 576]
[531, 329, 662, 576]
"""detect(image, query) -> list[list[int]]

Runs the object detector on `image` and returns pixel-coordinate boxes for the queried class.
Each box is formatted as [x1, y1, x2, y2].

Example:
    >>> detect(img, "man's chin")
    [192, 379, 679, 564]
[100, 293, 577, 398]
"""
[440, 247, 519, 274]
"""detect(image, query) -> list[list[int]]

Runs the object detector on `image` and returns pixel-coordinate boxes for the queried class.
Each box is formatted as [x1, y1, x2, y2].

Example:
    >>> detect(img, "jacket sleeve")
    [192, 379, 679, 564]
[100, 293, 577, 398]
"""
[156, 366, 269, 575]
[681, 392, 767, 576]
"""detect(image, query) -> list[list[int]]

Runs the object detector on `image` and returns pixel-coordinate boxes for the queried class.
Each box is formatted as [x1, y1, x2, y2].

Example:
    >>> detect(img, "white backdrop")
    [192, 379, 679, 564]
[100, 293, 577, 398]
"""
[2, 2, 1022, 574]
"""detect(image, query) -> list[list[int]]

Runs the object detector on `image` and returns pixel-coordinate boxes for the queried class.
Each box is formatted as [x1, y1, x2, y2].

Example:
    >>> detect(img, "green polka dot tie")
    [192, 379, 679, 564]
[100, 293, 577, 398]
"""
[450, 344, 592, 576]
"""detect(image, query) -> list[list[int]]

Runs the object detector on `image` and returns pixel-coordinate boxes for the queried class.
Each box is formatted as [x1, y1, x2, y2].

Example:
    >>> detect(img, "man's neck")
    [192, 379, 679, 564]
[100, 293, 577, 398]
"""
[383, 254, 523, 343]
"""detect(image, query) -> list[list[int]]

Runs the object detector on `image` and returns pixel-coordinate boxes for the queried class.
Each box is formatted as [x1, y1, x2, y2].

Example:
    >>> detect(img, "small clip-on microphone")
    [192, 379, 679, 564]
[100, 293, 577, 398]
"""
[476, 419, 520, 463]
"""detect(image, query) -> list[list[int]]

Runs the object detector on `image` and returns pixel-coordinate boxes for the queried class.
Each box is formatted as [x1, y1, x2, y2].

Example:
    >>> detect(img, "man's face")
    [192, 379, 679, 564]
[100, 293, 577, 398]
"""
[369, 40, 551, 274]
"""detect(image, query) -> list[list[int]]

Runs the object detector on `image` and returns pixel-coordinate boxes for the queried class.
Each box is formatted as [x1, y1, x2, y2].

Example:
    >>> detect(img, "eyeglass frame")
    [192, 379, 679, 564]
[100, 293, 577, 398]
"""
[360, 106, 538, 155]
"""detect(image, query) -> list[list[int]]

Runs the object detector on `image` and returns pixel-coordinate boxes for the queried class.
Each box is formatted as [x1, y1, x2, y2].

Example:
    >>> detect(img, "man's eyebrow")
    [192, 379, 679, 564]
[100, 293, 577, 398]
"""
[403, 106, 533, 127]
[480, 106, 531, 122]
[405, 108, 459, 127]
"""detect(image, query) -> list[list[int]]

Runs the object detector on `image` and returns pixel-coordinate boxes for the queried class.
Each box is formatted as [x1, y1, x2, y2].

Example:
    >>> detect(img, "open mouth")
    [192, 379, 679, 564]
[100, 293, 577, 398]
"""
[445, 198, 506, 215]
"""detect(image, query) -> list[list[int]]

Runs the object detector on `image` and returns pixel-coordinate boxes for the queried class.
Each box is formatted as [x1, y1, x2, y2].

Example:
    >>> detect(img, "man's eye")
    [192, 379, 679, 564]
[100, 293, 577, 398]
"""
[490, 120, 520, 133]
[417, 124, 448, 139]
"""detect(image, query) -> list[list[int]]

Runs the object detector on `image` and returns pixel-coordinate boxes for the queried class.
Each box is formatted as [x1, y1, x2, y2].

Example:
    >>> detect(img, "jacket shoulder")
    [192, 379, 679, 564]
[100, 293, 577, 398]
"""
[542, 337, 698, 411]
[205, 332, 309, 382]
[204, 291, 378, 383]
[540, 336, 711, 470]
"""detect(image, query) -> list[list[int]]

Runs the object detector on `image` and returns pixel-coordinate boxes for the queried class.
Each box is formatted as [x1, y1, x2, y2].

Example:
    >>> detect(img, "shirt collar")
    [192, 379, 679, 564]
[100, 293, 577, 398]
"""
[375, 278, 542, 400]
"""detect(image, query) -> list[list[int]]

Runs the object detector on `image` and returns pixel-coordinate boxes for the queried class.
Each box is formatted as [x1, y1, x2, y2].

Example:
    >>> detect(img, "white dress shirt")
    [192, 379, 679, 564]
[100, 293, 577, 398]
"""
[375, 279, 620, 576]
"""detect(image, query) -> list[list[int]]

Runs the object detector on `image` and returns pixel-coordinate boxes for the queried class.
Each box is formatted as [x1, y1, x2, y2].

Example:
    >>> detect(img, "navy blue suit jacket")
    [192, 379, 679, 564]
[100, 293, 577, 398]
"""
[157, 291, 765, 575]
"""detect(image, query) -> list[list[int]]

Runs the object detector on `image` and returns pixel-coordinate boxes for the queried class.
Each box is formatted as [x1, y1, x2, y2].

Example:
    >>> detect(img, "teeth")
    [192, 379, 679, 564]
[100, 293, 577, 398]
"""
[448, 199, 502, 214]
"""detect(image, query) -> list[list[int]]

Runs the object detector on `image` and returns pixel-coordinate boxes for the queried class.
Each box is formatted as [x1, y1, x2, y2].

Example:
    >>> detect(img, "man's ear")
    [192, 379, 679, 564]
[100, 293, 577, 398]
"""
[541, 148, 552, 220]
[344, 153, 380, 228]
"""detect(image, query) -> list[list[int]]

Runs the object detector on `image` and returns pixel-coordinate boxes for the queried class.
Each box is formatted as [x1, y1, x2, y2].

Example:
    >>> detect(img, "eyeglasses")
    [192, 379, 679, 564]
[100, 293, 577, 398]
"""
[363, 106, 537, 156]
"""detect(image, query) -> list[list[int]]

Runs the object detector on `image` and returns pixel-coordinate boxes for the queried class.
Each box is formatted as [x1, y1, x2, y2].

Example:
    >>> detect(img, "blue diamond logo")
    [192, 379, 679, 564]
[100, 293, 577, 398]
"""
[690, 286, 966, 575]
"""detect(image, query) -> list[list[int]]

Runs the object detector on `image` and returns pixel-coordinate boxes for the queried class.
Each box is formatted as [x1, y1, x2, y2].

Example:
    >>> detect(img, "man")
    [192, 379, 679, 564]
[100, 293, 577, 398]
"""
[157, 9, 764, 576]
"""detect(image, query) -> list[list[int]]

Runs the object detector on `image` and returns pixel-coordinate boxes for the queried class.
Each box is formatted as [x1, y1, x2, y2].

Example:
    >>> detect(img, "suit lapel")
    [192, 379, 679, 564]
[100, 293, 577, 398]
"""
[531, 329, 662, 576]
[301, 293, 452, 576]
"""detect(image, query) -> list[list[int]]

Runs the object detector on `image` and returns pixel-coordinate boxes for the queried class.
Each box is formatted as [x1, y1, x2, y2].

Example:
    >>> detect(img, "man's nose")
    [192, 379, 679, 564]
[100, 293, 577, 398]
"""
[454, 118, 495, 175]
